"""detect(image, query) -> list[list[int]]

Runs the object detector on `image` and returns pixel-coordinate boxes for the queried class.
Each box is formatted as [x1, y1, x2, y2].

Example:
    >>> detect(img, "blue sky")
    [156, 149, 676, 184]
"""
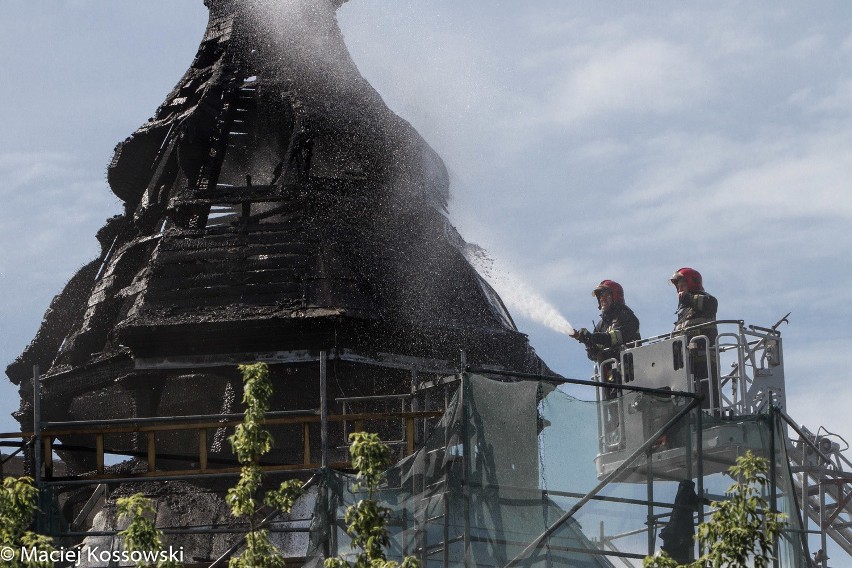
[2, 0, 851, 519]
[334, 1, 852, 447]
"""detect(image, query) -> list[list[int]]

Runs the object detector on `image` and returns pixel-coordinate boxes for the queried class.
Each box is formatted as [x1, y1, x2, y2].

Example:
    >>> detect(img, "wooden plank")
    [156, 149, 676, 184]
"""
[142, 291, 302, 309]
[42, 411, 443, 437]
[199, 429, 208, 472]
[161, 234, 245, 250]
[147, 433, 156, 472]
[147, 268, 308, 290]
[247, 231, 315, 246]
[160, 246, 311, 265]
[158, 244, 310, 263]
[49, 461, 353, 482]
[96, 435, 104, 474]
[406, 418, 415, 456]
[147, 283, 304, 303]
[42, 409, 442, 479]
[303, 423, 311, 466]
[153, 258, 309, 279]
[0, 431, 34, 439]
[43, 437, 53, 479]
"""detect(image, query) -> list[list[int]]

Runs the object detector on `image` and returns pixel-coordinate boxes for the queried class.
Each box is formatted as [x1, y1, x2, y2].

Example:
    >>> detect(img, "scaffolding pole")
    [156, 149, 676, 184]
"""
[770, 411, 779, 568]
[461, 351, 472, 567]
[503, 396, 702, 568]
[33, 365, 41, 486]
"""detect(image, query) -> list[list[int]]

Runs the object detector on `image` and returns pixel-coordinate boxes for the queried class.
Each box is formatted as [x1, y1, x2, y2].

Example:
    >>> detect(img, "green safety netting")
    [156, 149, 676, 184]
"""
[306, 374, 808, 568]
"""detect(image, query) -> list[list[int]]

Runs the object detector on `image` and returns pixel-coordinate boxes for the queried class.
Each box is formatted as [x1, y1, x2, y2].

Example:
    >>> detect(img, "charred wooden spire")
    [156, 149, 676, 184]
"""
[7, 1, 547, 472]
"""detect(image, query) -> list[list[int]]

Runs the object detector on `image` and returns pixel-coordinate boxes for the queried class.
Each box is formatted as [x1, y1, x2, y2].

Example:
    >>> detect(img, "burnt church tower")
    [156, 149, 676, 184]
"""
[7, 0, 546, 473]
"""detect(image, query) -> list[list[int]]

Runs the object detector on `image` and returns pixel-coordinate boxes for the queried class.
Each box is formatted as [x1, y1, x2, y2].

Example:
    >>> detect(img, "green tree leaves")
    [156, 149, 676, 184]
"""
[325, 432, 419, 568]
[227, 363, 304, 568]
[117, 493, 180, 568]
[349, 432, 394, 494]
[644, 451, 786, 568]
[0, 476, 55, 568]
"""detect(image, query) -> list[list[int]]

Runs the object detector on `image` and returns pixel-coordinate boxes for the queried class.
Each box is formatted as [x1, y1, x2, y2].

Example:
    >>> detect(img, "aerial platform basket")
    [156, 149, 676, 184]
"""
[593, 320, 787, 482]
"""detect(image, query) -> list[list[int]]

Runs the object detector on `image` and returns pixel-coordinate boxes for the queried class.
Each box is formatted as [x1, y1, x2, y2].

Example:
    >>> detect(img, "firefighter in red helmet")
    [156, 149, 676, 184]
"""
[571, 280, 640, 443]
[670, 267, 717, 343]
[670, 267, 719, 411]
[570, 279, 640, 365]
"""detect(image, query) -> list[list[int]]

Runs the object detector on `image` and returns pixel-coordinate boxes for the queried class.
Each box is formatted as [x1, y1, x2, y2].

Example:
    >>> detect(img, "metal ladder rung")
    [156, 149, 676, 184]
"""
[423, 546, 445, 556]
[424, 479, 448, 490]
[415, 535, 464, 556]
[418, 490, 448, 500]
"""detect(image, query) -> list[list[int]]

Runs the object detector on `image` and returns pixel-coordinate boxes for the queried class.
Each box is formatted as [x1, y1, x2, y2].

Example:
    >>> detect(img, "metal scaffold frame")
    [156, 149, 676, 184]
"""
[0, 350, 461, 565]
[311, 362, 774, 567]
[0, 326, 848, 567]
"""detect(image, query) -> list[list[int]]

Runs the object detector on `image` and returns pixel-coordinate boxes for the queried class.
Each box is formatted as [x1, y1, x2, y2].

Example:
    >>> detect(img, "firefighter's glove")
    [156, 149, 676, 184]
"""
[571, 328, 592, 345]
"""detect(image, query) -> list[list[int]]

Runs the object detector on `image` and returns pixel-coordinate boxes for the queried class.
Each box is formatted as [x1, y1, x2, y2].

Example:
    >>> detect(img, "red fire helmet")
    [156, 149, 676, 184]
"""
[670, 267, 703, 292]
[593, 280, 624, 304]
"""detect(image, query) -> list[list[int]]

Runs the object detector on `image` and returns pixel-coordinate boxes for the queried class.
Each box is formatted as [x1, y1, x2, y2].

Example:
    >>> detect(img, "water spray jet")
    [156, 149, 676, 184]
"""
[464, 247, 574, 337]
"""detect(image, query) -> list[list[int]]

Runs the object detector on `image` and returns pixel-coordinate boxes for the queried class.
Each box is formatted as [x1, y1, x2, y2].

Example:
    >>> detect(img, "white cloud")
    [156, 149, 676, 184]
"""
[809, 77, 852, 114]
[0, 152, 81, 190]
[544, 39, 713, 125]
[702, 24, 770, 58]
[787, 33, 826, 59]
[0, 152, 118, 264]
[0, 151, 119, 332]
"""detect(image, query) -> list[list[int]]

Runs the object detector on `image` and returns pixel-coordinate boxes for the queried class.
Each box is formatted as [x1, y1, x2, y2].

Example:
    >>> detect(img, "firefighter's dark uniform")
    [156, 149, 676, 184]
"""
[674, 291, 718, 342]
[576, 301, 640, 448]
[579, 302, 640, 398]
[674, 291, 719, 411]
[583, 302, 641, 364]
